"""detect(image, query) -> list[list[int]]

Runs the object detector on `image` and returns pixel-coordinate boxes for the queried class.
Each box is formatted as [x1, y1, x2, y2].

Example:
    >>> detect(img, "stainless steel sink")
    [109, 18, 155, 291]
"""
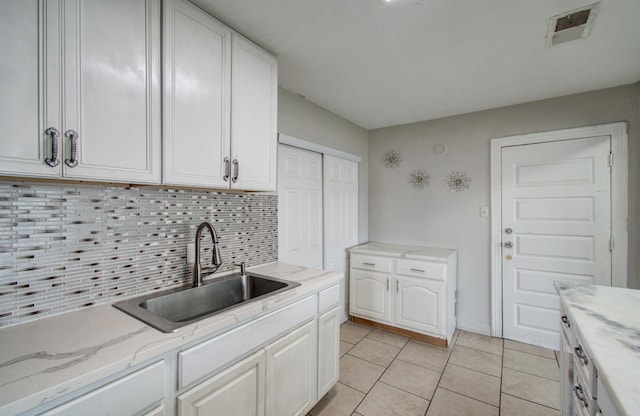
[113, 273, 300, 333]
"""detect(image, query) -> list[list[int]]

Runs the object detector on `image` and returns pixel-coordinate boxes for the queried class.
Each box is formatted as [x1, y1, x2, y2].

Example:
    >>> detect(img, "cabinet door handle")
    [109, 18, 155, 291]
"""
[64, 129, 79, 168]
[231, 159, 239, 183]
[386, 278, 389, 291]
[396, 279, 399, 293]
[410, 268, 425, 273]
[223, 157, 230, 182]
[561, 314, 571, 328]
[574, 345, 589, 365]
[363, 262, 376, 266]
[574, 383, 589, 408]
[44, 127, 61, 167]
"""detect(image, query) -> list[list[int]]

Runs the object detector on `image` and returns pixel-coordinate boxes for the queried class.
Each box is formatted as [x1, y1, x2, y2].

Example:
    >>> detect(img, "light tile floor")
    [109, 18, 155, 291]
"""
[309, 321, 560, 416]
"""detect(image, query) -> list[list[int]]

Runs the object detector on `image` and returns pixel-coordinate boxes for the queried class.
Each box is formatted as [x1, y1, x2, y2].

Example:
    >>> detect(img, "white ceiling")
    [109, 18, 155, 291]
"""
[193, 0, 640, 130]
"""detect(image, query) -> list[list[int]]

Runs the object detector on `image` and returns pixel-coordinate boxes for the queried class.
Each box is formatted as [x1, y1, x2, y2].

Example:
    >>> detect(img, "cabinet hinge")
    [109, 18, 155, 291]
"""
[608, 153, 613, 168]
[610, 238, 614, 252]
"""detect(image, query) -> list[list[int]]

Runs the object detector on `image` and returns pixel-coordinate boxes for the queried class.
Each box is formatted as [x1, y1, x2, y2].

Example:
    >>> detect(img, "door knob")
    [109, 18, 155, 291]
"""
[504, 241, 513, 249]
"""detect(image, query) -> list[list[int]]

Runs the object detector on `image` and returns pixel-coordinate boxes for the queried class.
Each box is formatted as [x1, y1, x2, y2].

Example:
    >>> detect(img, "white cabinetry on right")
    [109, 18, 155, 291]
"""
[162, 0, 277, 191]
[349, 244, 457, 345]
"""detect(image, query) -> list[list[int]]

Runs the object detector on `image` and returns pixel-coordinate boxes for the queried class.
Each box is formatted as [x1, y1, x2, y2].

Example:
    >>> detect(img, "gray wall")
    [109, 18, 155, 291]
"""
[368, 84, 640, 334]
[278, 87, 369, 243]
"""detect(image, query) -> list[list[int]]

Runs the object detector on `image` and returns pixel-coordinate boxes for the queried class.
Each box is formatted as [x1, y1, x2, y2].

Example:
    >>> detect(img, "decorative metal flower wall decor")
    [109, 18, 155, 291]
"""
[409, 170, 430, 189]
[383, 150, 403, 169]
[446, 171, 471, 192]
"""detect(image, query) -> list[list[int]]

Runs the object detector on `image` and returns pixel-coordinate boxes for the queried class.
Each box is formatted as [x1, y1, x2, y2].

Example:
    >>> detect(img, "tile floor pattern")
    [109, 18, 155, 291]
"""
[309, 321, 560, 416]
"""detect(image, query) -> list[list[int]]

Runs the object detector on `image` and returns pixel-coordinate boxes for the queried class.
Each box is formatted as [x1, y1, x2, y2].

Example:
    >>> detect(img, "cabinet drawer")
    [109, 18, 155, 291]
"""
[179, 295, 316, 388]
[560, 306, 572, 346]
[318, 284, 340, 313]
[573, 368, 597, 416]
[573, 331, 596, 396]
[350, 254, 391, 273]
[42, 361, 164, 416]
[396, 259, 445, 280]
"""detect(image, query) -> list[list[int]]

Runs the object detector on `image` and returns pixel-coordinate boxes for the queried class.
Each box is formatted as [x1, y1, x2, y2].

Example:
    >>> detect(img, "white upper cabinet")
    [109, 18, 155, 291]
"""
[163, 0, 277, 191]
[230, 34, 278, 191]
[0, 0, 162, 183]
[162, 0, 231, 187]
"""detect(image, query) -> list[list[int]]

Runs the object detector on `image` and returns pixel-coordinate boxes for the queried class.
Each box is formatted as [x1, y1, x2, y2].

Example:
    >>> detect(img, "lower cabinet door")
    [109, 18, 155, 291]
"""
[395, 276, 443, 335]
[178, 350, 265, 416]
[265, 320, 317, 416]
[317, 306, 340, 399]
[349, 269, 392, 323]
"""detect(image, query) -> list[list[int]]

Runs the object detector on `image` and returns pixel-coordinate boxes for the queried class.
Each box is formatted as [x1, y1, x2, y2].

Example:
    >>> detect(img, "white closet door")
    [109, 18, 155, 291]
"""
[324, 155, 359, 322]
[277, 145, 323, 268]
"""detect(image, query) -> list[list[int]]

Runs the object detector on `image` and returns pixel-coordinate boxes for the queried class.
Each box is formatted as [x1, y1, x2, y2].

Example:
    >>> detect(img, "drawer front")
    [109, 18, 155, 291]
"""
[396, 259, 445, 280]
[573, 369, 597, 416]
[179, 295, 317, 388]
[350, 254, 392, 273]
[318, 284, 340, 313]
[560, 306, 572, 346]
[42, 361, 164, 416]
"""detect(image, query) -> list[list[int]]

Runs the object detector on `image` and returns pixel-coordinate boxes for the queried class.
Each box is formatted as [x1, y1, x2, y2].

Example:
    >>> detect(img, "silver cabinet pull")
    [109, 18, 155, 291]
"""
[386, 278, 389, 291]
[363, 262, 375, 266]
[223, 157, 230, 182]
[410, 268, 425, 273]
[64, 129, 79, 168]
[574, 345, 589, 365]
[574, 383, 589, 408]
[396, 280, 399, 293]
[231, 159, 239, 183]
[561, 314, 571, 328]
[44, 127, 60, 167]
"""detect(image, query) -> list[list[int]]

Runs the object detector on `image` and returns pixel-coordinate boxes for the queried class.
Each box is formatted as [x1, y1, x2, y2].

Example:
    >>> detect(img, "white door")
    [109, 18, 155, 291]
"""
[324, 155, 359, 321]
[163, 0, 230, 187]
[277, 145, 323, 268]
[230, 34, 278, 191]
[501, 136, 611, 349]
[62, 0, 161, 183]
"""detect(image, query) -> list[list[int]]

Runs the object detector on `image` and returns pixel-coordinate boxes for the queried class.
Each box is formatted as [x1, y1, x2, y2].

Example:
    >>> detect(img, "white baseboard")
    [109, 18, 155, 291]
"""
[456, 319, 492, 336]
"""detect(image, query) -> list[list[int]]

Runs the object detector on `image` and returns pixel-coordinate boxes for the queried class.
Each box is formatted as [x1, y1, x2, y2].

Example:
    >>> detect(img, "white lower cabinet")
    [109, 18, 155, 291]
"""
[349, 244, 457, 344]
[178, 350, 265, 416]
[266, 320, 317, 416]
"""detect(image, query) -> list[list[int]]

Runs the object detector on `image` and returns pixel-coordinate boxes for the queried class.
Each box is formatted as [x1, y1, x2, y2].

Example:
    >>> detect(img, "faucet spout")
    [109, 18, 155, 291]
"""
[193, 221, 222, 287]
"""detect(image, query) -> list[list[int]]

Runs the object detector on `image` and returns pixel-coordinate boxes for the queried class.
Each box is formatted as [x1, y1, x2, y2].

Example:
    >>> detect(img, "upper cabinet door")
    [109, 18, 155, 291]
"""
[0, 0, 62, 178]
[162, 0, 231, 187]
[62, 0, 161, 183]
[230, 34, 278, 191]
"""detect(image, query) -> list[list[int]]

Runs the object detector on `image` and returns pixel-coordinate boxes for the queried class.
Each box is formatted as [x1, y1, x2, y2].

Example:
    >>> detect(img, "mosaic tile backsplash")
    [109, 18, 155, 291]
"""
[0, 181, 278, 327]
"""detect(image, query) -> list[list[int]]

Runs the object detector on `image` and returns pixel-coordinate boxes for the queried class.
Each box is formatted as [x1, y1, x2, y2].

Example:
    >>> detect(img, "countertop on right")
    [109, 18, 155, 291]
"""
[556, 283, 640, 416]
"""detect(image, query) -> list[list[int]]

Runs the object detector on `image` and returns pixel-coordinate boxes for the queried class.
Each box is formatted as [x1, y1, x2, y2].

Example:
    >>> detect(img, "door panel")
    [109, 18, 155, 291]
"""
[349, 269, 390, 323]
[324, 155, 359, 322]
[277, 145, 323, 268]
[395, 277, 443, 334]
[502, 136, 611, 349]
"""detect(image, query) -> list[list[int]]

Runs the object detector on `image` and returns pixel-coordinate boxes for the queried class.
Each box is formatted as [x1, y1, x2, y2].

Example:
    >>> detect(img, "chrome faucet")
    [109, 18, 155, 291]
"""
[193, 221, 222, 287]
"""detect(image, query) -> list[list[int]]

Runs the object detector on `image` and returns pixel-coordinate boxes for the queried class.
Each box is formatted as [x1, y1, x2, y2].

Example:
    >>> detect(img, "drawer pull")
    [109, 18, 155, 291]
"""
[386, 277, 389, 291]
[363, 262, 376, 266]
[410, 268, 426, 273]
[64, 129, 79, 168]
[574, 345, 589, 366]
[44, 127, 61, 167]
[574, 383, 589, 408]
[561, 314, 571, 328]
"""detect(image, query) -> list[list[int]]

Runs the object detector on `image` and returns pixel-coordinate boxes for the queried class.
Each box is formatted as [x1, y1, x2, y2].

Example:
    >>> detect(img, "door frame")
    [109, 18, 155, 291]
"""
[489, 122, 628, 338]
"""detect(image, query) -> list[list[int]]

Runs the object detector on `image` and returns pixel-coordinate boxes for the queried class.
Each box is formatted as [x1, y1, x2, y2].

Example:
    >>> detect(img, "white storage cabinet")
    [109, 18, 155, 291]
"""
[0, 0, 161, 183]
[163, 0, 277, 191]
[349, 243, 457, 344]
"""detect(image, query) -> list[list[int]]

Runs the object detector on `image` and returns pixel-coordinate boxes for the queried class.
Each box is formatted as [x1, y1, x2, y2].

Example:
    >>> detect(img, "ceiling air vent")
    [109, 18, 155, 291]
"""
[546, 3, 599, 47]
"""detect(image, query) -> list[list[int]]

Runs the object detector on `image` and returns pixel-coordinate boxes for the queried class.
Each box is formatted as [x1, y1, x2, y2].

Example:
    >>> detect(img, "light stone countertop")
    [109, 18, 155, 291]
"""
[556, 283, 640, 416]
[0, 262, 342, 415]
[349, 242, 456, 262]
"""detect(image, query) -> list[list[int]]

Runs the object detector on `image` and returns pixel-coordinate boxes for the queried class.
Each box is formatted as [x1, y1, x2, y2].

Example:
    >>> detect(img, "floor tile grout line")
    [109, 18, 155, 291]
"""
[501, 364, 561, 382]
[421, 330, 461, 415]
[501, 392, 561, 412]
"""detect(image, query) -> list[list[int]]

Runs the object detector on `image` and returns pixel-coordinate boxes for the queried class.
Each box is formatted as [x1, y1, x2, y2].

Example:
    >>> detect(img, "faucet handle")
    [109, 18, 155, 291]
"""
[235, 262, 246, 276]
